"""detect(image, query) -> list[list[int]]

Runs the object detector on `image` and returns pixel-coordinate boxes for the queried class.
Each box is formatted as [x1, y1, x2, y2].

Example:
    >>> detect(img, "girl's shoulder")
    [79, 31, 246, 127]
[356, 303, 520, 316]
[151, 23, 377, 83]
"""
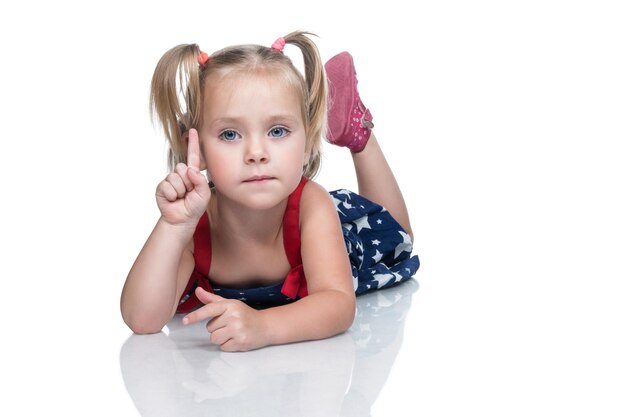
[299, 179, 338, 223]
[300, 178, 329, 205]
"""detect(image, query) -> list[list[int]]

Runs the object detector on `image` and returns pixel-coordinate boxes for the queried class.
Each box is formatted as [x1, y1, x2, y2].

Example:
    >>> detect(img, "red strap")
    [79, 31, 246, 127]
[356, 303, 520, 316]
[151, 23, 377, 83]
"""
[193, 213, 212, 275]
[280, 177, 309, 298]
[177, 213, 214, 313]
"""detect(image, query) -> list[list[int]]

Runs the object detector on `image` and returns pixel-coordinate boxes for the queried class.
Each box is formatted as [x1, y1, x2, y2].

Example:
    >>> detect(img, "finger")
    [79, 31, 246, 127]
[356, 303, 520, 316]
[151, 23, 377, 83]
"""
[186, 167, 212, 199]
[220, 338, 243, 352]
[156, 180, 179, 202]
[195, 287, 224, 304]
[165, 172, 188, 198]
[175, 163, 193, 192]
[187, 129, 201, 171]
[206, 313, 227, 333]
[210, 327, 234, 347]
[182, 300, 228, 325]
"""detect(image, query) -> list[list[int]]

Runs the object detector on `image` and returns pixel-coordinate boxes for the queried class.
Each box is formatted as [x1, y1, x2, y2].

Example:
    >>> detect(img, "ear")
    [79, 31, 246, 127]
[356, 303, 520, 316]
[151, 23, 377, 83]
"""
[183, 130, 208, 171]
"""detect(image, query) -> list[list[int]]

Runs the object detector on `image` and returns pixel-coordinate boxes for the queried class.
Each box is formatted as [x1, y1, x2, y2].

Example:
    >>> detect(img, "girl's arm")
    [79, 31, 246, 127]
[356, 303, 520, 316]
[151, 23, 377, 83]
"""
[121, 220, 195, 334]
[261, 180, 356, 344]
[183, 181, 356, 351]
[121, 129, 211, 333]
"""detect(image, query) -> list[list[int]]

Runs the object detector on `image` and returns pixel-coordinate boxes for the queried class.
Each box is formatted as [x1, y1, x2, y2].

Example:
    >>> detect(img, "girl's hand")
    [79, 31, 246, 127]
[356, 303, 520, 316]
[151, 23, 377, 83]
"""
[182, 287, 270, 352]
[155, 129, 211, 227]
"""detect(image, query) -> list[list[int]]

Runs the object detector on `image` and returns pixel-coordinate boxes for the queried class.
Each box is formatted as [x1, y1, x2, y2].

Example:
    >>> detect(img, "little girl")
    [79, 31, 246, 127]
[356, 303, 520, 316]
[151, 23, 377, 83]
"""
[121, 31, 420, 352]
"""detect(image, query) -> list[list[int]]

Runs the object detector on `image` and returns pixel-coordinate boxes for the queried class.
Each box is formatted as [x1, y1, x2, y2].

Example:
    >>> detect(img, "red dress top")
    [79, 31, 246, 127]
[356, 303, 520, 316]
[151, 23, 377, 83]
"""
[177, 177, 309, 313]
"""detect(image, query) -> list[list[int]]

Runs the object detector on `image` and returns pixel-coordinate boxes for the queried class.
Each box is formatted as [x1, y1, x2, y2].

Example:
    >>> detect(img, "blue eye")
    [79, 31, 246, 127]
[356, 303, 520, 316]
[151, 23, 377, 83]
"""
[219, 130, 240, 141]
[269, 127, 289, 138]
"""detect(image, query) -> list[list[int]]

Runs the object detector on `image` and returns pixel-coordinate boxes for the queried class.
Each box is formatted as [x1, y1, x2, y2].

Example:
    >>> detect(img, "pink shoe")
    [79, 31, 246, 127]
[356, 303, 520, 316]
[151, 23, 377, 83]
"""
[325, 52, 374, 153]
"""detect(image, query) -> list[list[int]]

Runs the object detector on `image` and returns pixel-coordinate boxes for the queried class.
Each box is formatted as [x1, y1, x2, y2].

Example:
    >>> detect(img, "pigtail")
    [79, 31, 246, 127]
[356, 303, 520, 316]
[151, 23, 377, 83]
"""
[283, 31, 327, 179]
[149, 44, 203, 171]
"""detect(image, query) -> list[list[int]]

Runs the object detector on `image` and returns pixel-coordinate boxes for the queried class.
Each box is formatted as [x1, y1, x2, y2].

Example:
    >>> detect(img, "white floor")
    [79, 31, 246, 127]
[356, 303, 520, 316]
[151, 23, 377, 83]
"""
[2, 1, 625, 416]
[120, 280, 419, 417]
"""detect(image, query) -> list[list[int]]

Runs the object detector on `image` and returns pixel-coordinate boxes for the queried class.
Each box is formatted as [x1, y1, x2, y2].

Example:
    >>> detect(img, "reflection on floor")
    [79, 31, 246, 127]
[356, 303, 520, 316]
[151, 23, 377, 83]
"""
[120, 278, 419, 416]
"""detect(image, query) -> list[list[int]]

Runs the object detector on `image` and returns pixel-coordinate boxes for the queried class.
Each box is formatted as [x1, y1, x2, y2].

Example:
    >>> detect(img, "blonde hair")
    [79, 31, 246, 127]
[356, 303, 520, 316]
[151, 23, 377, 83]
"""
[150, 31, 327, 178]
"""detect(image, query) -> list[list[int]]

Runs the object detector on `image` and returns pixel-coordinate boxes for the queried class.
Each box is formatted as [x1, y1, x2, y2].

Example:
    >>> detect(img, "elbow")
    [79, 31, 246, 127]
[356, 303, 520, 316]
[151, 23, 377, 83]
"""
[122, 311, 166, 335]
[340, 310, 356, 334]
[128, 322, 163, 335]
[338, 292, 357, 333]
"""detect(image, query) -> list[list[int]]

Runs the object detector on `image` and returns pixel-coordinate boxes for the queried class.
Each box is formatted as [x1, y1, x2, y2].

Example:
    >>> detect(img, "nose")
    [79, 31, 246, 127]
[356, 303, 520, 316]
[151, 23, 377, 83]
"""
[245, 136, 269, 164]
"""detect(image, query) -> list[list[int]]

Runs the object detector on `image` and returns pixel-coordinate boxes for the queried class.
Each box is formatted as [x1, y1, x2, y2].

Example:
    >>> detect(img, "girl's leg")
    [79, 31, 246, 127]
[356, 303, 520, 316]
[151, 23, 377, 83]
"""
[325, 52, 413, 238]
[351, 133, 413, 239]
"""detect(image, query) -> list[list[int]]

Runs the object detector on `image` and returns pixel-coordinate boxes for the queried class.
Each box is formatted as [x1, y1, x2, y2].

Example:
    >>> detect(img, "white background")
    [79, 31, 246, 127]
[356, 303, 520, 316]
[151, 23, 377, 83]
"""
[1, 0, 625, 415]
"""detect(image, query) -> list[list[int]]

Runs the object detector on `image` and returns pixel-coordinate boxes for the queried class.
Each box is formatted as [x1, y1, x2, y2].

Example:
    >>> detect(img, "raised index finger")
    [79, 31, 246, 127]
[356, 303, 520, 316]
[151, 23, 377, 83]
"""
[187, 128, 200, 170]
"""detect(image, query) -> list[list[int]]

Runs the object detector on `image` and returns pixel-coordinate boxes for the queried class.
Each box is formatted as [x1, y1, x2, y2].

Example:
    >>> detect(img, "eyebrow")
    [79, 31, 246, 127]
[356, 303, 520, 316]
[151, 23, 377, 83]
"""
[210, 114, 301, 126]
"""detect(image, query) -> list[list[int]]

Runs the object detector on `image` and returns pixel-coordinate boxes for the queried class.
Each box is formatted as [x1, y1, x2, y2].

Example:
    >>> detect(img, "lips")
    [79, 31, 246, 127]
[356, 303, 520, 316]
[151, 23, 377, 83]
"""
[243, 175, 275, 182]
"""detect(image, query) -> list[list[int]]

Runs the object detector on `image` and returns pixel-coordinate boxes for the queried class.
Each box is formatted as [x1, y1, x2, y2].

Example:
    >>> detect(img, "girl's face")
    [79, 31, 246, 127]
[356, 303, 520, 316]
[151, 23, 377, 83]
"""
[198, 71, 308, 210]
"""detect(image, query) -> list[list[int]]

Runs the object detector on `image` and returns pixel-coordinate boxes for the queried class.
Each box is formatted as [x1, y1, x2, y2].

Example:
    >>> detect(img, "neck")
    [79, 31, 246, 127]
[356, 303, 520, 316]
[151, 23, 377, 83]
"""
[209, 193, 288, 243]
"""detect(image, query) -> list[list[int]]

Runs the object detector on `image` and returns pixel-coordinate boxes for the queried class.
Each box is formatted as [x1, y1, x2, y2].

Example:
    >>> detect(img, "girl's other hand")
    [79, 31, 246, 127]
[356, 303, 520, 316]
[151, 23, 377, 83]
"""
[182, 287, 270, 352]
[155, 129, 211, 227]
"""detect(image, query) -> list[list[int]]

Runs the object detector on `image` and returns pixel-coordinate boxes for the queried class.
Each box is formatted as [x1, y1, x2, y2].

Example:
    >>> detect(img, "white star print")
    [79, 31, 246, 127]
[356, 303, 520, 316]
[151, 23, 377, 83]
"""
[342, 201, 353, 210]
[354, 216, 371, 233]
[336, 189, 352, 198]
[331, 196, 346, 216]
[376, 219, 382, 225]
[394, 231, 413, 259]
[372, 273, 395, 287]
[371, 239, 381, 246]
[372, 249, 383, 263]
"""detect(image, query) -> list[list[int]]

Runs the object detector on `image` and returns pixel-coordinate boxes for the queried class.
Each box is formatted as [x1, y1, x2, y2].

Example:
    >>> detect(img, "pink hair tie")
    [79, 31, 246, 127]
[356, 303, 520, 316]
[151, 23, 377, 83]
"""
[197, 51, 209, 66]
[271, 37, 285, 52]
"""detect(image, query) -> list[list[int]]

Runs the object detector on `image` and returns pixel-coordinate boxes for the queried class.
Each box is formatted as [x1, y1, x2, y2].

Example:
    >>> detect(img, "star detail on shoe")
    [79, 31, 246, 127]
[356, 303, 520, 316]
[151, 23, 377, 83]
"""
[394, 231, 413, 259]
[353, 215, 371, 233]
